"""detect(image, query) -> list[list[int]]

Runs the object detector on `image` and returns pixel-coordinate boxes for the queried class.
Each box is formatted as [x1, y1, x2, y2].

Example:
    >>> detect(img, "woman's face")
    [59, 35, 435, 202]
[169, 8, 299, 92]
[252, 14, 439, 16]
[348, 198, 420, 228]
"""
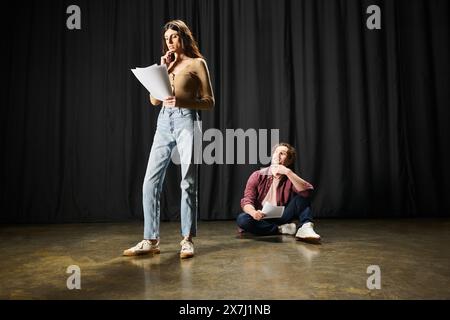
[272, 146, 290, 166]
[164, 29, 182, 53]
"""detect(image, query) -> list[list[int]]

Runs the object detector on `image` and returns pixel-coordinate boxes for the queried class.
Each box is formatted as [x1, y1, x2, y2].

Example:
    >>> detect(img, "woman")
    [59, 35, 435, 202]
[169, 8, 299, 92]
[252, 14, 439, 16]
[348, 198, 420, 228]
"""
[124, 20, 214, 259]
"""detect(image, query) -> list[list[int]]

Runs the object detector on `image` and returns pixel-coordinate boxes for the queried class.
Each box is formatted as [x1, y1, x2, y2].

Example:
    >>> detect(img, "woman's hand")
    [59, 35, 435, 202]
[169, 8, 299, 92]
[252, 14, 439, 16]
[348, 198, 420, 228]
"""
[160, 51, 176, 67]
[251, 210, 266, 221]
[163, 96, 177, 107]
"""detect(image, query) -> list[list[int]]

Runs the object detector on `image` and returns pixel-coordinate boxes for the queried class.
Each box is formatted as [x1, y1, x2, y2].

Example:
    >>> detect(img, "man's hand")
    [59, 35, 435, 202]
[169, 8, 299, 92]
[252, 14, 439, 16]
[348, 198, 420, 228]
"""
[271, 164, 291, 176]
[251, 210, 266, 221]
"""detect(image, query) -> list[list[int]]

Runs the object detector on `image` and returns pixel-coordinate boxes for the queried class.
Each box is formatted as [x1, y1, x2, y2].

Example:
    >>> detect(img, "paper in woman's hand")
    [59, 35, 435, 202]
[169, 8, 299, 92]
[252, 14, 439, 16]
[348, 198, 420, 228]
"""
[261, 202, 285, 219]
[131, 64, 172, 101]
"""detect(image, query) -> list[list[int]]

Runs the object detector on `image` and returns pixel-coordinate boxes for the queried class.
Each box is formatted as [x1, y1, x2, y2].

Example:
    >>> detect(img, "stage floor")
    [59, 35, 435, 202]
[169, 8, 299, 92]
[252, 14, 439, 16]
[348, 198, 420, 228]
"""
[1, 219, 449, 299]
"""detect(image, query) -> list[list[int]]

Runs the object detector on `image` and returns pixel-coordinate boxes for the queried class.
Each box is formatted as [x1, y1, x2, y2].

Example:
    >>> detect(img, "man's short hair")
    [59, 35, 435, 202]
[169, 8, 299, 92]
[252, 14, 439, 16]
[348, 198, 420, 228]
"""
[272, 143, 296, 168]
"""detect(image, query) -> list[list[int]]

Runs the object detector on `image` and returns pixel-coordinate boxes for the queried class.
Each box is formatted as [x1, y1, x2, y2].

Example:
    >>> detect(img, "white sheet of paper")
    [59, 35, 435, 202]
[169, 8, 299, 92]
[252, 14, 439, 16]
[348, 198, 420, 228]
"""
[131, 64, 172, 101]
[261, 202, 285, 219]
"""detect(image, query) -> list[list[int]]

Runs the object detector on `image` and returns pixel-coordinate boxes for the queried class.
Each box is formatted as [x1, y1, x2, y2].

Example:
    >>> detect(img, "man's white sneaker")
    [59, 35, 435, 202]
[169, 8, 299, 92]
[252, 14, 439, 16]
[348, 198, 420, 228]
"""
[278, 223, 297, 235]
[123, 239, 160, 256]
[180, 239, 194, 259]
[295, 222, 321, 243]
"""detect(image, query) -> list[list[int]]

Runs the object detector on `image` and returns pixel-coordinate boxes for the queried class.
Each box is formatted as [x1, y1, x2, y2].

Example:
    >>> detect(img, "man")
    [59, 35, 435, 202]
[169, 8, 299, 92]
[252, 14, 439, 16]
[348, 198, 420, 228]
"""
[236, 143, 321, 242]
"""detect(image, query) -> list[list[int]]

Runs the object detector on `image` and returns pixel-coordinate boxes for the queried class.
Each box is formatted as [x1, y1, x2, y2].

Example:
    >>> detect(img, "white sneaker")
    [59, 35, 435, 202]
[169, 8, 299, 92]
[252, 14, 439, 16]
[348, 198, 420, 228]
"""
[123, 239, 160, 256]
[278, 223, 297, 235]
[295, 222, 321, 243]
[180, 239, 194, 259]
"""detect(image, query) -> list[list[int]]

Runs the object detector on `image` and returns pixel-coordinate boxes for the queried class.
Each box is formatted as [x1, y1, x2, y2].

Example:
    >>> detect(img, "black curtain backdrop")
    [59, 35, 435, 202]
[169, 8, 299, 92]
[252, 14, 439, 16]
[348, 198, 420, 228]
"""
[1, 0, 449, 223]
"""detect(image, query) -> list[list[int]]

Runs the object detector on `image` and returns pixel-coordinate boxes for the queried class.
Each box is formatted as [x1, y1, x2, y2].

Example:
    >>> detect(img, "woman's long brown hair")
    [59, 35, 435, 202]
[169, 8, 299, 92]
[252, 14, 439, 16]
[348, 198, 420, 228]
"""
[162, 20, 204, 59]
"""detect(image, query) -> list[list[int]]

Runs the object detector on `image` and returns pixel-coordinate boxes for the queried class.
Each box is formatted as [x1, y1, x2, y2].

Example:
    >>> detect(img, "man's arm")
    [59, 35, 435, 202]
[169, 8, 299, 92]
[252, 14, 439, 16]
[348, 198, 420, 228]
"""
[286, 170, 314, 193]
[240, 171, 266, 220]
[272, 164, 314, 197]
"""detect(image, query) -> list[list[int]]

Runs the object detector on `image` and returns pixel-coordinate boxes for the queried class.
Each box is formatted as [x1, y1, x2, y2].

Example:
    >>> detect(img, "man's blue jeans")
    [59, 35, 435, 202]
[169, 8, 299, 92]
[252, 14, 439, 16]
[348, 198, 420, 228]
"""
[236, 195, 314, 235]
[143, 107, 199, 239]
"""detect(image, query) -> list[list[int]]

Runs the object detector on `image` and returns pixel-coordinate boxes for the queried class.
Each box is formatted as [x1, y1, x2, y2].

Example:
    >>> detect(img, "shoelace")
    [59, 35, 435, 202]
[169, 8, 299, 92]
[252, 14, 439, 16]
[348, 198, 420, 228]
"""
[137, 240, 148, 249]
[181, 240, 193, 252]
[136, 240, 154, 249]
[137, 239, 159, 249]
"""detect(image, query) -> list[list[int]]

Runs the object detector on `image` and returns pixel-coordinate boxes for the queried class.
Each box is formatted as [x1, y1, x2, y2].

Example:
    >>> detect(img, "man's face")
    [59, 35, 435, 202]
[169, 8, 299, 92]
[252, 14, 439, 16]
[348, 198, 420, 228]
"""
[272, 146, 290, 166]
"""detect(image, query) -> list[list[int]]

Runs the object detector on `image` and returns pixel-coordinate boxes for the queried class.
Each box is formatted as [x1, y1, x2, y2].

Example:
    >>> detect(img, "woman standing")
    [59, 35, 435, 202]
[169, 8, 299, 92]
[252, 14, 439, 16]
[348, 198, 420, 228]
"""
[124, 20, 214, 259]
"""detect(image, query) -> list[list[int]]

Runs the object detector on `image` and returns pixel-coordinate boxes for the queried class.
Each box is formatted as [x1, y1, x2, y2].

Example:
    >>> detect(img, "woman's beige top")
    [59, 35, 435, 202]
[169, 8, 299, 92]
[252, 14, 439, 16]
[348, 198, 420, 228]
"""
[150, 58, 215, 110]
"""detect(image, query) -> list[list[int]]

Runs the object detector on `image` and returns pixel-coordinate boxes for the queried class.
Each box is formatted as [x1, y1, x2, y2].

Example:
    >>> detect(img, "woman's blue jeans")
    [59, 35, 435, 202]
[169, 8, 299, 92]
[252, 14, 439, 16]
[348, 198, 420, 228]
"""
[143, 107, 199, 239]
[236, 195, 314, 235]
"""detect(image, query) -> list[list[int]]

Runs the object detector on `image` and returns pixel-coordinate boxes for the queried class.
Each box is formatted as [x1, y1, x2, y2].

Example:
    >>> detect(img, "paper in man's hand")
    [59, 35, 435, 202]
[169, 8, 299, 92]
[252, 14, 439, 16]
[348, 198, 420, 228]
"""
[131, 64, 172, 101]
[261, 202, 285, 219]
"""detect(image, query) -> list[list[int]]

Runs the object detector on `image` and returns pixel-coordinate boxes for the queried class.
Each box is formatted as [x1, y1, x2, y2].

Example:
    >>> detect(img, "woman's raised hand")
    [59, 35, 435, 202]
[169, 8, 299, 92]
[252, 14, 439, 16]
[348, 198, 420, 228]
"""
[161, 51, 176, 67]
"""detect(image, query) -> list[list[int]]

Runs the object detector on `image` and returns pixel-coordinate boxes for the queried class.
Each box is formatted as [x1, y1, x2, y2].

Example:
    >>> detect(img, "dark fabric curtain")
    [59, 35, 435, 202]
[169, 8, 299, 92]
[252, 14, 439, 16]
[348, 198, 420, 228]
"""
[1, 0, 449, 223]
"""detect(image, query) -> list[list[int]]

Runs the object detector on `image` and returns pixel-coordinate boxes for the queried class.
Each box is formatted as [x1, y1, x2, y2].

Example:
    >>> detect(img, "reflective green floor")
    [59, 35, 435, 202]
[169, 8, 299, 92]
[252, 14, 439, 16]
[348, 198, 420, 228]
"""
[1, 219, 449, 299]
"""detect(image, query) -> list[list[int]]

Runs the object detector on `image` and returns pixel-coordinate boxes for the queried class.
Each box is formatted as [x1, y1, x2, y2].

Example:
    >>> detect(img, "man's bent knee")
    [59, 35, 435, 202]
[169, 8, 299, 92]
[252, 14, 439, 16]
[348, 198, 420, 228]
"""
[236, 213, 253, 229]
